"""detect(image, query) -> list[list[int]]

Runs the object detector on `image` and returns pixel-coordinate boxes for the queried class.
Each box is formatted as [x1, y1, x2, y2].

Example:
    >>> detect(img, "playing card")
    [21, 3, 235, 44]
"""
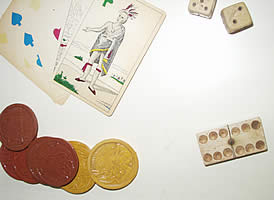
[0, 0, 71, 104]
[54, 0, 166, 116]
[55, 0, 93, 69]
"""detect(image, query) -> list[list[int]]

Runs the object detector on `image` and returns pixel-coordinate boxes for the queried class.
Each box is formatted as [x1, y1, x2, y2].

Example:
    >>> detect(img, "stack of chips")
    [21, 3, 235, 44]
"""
[0, 104, 139, 194]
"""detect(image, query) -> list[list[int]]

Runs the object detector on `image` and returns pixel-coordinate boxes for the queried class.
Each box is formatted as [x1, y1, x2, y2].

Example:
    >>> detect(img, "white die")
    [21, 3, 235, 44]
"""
[188, 0, 217, 19]
[221, 2, 253, 34]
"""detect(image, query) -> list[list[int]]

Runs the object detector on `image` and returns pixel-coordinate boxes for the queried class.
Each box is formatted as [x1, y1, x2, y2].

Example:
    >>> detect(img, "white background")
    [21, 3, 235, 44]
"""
[1, 0, 274, 199]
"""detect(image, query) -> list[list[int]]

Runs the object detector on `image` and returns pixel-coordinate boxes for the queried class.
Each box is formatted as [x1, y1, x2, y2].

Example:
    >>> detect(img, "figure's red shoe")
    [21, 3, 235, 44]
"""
[75, 78, 85, 82]
[88, 86, 96, 95]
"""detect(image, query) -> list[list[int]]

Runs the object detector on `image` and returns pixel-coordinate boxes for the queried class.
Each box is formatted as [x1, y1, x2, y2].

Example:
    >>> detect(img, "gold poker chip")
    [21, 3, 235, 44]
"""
[62, 141, 95, 194]
[88, 139, 139, 190]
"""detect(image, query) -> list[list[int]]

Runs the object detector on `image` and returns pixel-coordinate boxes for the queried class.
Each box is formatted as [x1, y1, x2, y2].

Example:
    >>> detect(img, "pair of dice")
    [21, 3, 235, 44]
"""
[188, 1, 253, 34]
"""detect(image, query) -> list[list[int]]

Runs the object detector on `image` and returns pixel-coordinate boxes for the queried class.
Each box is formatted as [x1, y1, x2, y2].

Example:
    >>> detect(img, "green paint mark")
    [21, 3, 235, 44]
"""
[74, 56, 83, 61]
[103, 0, 113, 7]
[111, 76, 124, 85]
[54, 71, 78, 94]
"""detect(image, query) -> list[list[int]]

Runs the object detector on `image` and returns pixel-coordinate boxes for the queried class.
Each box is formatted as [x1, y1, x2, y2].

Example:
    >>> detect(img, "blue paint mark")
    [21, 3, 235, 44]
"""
[104, 105, 111, 110]
[11, 12, 22, 26]
[24, 33, 34, 47]
[36, 55, 42, 67]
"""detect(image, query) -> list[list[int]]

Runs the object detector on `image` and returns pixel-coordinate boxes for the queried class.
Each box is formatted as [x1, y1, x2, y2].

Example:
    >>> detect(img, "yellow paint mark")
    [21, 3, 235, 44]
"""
[90, 48, 109, 53]
[102, 64, 108, 74]
[0, 33, 8, 44]
[24, 58, 31, 68]
[30, 0, 40, 11]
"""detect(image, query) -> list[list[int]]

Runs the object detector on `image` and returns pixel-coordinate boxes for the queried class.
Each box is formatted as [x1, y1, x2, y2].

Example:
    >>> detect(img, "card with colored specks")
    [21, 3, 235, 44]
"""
[0, 0, 71, 104]
[54, 0, 166, 116]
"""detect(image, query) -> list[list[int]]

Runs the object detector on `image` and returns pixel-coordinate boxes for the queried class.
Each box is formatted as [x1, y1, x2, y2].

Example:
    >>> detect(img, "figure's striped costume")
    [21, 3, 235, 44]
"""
[88, 26, 125, 76]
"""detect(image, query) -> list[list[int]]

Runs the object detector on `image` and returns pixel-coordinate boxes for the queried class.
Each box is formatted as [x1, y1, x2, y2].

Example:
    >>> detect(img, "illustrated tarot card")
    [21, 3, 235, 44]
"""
[54, 0, 166, 116]
[0, 0, 71, 104]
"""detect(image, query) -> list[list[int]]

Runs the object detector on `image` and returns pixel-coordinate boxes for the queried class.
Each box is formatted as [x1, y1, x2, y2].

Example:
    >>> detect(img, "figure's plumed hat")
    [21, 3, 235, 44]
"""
[121, 4, 138, 19]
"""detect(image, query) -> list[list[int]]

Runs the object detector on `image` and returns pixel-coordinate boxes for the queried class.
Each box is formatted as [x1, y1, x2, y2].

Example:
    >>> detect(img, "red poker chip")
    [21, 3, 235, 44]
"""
[26, 137, 52, 185]
[0, 146, 21, 181]
[13, 148, 39, 184]
[27, 137, 79, 188]
[0, 104, 38, 151]
[0, 145, 10, 162]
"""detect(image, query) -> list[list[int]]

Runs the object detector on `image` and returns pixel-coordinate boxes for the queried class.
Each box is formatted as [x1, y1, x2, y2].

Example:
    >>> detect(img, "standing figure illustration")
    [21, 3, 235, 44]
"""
[75, 4, 138, 95]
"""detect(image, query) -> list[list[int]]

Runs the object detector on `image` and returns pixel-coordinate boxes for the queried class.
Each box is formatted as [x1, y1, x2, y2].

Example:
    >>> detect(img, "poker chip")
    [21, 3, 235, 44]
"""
[88, 139, 139, 190]
[0, 146, 21, 181]
[0, 140, 10, 162]
[62, 141, 95, 194]
[27, 137, 79, 188]
[13, 148, 39, 184]
[0, 104, 38, 151]
[25, 137, 53, 184]
[0, 103, 139, 193]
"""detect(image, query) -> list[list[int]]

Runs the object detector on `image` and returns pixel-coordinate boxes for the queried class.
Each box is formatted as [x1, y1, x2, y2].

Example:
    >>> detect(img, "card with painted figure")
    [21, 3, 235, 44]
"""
[54, 0, 166, 116]
[55, 0, 94, 69]
[0, 0, 71, 104]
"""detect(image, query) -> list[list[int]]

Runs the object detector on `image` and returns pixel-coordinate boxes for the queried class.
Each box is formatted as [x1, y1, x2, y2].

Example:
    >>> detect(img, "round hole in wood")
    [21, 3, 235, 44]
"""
[231, 127, 240, 136]
[251, 120, 261, 130]
[256, 140, 265, 150]
[203, 153, 212, 162]
[235, 146, 245, 155]
[241, 123, 250, 132]
[245, 144, 255, 152]
[223, 148, 233, 157]
[192, 2, 196, 7]
[209, 131, 218, 140]
[233, 19, 237, 24]
[213, 152, 222, 160]
[199, 135, 208, 144]
[219, 129, 228, 138]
